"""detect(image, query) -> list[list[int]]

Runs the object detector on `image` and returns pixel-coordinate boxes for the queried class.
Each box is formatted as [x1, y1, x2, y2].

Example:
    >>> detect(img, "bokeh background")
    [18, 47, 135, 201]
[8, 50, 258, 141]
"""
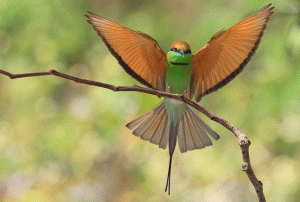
[0, 0, 299, 201]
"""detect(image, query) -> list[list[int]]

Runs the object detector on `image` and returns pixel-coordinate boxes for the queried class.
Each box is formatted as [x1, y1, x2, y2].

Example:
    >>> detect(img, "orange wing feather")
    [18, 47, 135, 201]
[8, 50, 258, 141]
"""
[86, 12, 167, 91]
[191, 4, 274, 102]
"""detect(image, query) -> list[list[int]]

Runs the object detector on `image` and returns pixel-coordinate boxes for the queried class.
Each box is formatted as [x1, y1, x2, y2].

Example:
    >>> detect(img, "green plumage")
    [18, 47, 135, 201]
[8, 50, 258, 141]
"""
[163, 50, 193, 194]
[165, 51, 193, 126]
[126, 44, 219, 195]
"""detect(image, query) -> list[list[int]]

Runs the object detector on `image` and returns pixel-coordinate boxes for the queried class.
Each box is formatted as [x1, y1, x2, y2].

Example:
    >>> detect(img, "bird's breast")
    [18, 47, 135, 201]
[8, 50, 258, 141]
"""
[165, 63, 192, 94]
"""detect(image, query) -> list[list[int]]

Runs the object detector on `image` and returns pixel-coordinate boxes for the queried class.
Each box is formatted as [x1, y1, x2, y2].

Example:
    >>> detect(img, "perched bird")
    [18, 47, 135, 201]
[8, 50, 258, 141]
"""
[86, 4, 274, 194]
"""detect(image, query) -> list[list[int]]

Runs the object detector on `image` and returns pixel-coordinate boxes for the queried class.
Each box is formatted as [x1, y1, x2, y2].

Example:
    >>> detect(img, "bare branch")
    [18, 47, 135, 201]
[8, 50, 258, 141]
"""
[0, 69, 266, 201]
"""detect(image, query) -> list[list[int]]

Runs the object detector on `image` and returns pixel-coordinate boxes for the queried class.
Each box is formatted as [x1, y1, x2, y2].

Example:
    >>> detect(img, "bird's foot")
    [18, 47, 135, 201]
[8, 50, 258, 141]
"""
[184, 90, 188, 97]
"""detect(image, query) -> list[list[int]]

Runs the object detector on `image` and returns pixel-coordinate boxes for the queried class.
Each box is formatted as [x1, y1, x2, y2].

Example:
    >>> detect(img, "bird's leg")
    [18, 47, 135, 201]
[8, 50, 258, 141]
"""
[167, 86, 172, 93]
[184, 89, 188, 97]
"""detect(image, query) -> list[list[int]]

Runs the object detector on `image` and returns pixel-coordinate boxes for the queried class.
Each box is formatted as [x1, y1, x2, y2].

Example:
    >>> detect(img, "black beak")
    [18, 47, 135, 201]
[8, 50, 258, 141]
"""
[179, 49, 185, 58]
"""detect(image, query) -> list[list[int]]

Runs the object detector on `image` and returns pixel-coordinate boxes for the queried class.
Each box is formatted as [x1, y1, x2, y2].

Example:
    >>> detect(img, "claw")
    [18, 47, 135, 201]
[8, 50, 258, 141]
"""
[167, 86, 172, 93]
[184, 90, 188, 97]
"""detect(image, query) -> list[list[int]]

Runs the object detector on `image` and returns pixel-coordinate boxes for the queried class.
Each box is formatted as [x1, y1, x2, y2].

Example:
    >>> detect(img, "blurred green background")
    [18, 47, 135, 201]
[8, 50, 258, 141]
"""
[0, 0, 299, 201]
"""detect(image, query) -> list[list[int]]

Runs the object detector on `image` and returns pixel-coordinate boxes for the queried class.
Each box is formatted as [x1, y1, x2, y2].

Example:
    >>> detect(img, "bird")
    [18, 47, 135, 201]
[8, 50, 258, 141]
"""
[85, 4, 274, 194]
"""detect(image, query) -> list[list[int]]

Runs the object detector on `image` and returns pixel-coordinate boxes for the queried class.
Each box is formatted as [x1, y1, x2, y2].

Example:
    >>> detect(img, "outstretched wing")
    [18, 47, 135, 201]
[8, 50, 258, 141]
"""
[190, 4, 274, 102]
[86, 12, 167, 91]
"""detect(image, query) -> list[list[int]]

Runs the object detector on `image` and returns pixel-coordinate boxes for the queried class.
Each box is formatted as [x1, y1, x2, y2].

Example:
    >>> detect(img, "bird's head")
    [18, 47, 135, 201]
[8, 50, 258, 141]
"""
[167, 41, 192, 65]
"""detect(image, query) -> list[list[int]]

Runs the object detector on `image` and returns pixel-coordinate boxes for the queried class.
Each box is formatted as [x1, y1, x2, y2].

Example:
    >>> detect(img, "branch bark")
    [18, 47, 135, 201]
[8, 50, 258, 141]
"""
[0, 69, 266, 201]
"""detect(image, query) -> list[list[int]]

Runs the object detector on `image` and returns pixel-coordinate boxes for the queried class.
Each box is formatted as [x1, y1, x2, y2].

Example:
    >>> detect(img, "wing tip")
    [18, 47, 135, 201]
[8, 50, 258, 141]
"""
[262, 3, 274, 11]
[265, 4, 275, 18]
[86, 11, 101, 19]
[125, 122, 131, 129]
[85, 13, 93, 22]
[85, 13, 98, 24]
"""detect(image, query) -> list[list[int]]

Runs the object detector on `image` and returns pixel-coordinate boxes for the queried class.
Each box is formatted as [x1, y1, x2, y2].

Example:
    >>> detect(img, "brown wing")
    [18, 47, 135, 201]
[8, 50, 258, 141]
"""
[86, 12, 167, 91]
[190, 4, 274, 102]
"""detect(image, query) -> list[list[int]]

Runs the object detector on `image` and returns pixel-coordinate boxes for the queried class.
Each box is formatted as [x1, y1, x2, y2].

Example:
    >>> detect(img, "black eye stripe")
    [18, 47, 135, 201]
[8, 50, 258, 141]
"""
[170, 48, 191, 54]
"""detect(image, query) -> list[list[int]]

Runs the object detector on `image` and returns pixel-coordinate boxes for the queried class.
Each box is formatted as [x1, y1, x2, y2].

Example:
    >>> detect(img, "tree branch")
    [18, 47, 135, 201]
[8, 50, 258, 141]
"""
[0, 69, 266, 201]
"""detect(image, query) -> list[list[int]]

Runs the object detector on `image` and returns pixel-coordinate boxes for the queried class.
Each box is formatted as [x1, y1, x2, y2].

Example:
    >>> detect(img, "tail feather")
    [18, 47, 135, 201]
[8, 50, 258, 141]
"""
[187, 106, 212, 146]
[126, 102, 219, 151]
[158, 121, 169, 149]
[126, 103, 163, 131]
[126, 111, 153, 131]
[140, 106, 166, 141]
[165, 123, 179, 195]
[126, 102, 169, 149]
[177, 119, 186, 153]
[126, 101, 220, 195]
[187, 105, 220, 141]
[186, 110, 206, 149]
[150, 113, 168, 146]
[133, 105, 163, 139]
[177, 105, 219, 153]
[182, 115, 196, 151]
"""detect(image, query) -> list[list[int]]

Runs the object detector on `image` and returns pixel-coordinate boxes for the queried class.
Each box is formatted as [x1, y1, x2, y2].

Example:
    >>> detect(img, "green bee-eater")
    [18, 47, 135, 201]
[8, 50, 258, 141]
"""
[86, 4, 274, 194]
